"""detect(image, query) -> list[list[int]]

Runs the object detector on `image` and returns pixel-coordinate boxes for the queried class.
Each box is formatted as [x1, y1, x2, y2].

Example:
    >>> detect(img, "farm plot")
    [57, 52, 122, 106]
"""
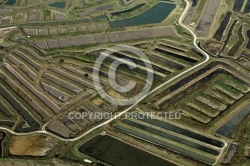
[12, 50, 43, 71]
[92, 97, 116, 112]
[54, 12, 67, 20]
[2, 59, 64, 114]
[60, 116, 81, 133]
[157, 41, 187, 53]
[61, 64, 108, 88]
[41, 82, 72, 102]
[78, 107, 100, 123]
[154, 47, 198, 63]
[6, 54, 22, 66]
[5, 0, 67, 7]
[47, 120, 74, 138]
[78, 4, 115, 17]
[0, 45, 123, 138]
[87, 48, 158, 98]
[202, 41, 223, 55]
[196, 0, 221, 37]
[34, 26, 178, 49]
[14, 12, 27, 23]
[1, 43, 154, 138]
[96, 49, 168, 78]
[58, 100, 112, 133]
[243, 51, 250, 60]
[147, 64, 250, 124]
[19, 64, 37, 81]
[220, 143, 238, 164]
[69, 110, 92, 128]
[18, 46, 51, 61]
[48, 66, 94, 89]
[43, 73, 82, 94]
[23, 28, 38, 36]
[0, 8, 12, 14]
[23, 22, 109, 36]
[149, 42, 201, 74]
[164, 75, 247, 123]
[41, 65, 98, 107]
[84, 101, 106, 114]
[183, 0, 199, 25]
[85, 41, 204, 99]
[190, 0, 207, 24]
[43, 9, 52, 21]
[77, 3, 115, 17]
[81, 54, 141, 85]
[9, 134, 56, 156]
[48, 28, 58, 35]
[47, 40, 59, 49]
[28, 10, 41, 22]
[0, 17, 11, 25]
[35, 41, 48, 49]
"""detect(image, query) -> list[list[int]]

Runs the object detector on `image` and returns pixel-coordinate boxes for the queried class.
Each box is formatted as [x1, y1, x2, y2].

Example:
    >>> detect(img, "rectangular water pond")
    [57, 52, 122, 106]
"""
[233, 0, 245, 12]
[123, 119, 219, 155]
[138, 116, 224, 147]
[243, 0, 250, 13]
[79, 135, 177, 166]
[0, 84, 40, 132]
[109, 2, 176, 28]
[115, 125, 215, 165]
[216, 103, 250, 138]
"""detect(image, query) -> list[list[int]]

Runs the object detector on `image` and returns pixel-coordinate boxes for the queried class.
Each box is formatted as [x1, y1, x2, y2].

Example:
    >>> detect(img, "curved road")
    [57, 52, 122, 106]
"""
[0, 0, 211, 142]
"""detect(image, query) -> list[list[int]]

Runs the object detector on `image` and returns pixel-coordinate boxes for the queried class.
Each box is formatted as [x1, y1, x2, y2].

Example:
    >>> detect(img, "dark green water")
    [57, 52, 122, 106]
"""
[109, 2, 176, 28]
[115, 125, 215, 164]
[49, 2, 65, 8]
[216, 103, 250, 138]
[123, 119, 219, 155]
[5, 0, 16, 5]
[79, 135, 177, 166]
[138, 116, 224, 147]
[0, 2, 175, 29]
[0, 84, 40, 132]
